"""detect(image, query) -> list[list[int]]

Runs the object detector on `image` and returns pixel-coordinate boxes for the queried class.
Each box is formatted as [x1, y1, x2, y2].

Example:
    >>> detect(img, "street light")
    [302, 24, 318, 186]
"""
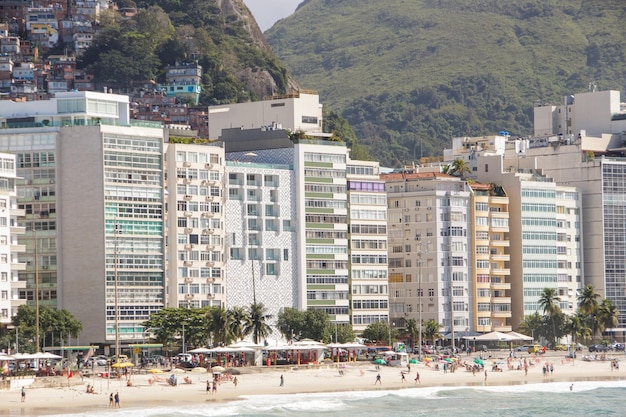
[113, 223, 122, 363]
[417, 241, 428, 361]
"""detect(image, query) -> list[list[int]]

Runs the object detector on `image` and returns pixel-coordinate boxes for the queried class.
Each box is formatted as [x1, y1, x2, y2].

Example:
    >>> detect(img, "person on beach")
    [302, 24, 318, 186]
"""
[570, 384, 574, 391]
[109, 393, 114, 407]
[212, 380, 217, 394]
[414, 371, 420, 384]
[114, 392, 120, 408]
[21, 386, 25, 402]
[484, 369, 487, 382]
[407, 363, 411, 373]
[375, 373, 381, 385]
[280, 374, 284, 387]
[233, 377, 238, 388]
[401, 371, 406, 383]
[206, 380, 210, 394]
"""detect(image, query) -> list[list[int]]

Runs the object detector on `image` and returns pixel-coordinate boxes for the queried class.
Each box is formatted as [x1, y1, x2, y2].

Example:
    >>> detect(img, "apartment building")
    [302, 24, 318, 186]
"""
[347, 160, 389, 333]
[469, 183, 512, 333]
[0, 153, 26, 325]
[163, 141, 226, 309]
[0, 91, 166, 346]
[383, 172, 471, 336]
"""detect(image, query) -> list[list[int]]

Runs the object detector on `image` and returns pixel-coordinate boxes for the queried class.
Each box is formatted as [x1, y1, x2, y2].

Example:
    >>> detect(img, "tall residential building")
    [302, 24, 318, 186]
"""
[219, 125, 388, 330]
[163, 141, 226, 309]
[383, 172, 471, 337]
[0, 91, 166, 346]
[347, 160, 389, 333]
[0, 153, 26, 324]
[468, 183, 512, 333]
[475, 154, 581, 327]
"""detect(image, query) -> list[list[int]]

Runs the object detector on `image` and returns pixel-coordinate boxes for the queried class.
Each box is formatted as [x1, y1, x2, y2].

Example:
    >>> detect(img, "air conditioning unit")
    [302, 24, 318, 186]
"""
[184, 277, 193, 283]
[42, 265, 49, 269]
[184, 211, 193, 217]
[202, 229, 213, 235]
[185, 293, 194, 300]
[205, 196, 213, 202]
[184, 195, 192, 201]
[183, 260, 193, 267]
[206, 245, 215, 251]
[49, 179, 55, 184]
[183, 161, 191, 167]
[206, 261, 215, 267]
[207, 293, 215, 299]
[184, 227, 193, 234]
[184, 244, 193, 250]
[207, 277, 215, 283]
[183, 178, 192, 185]
[205, 163, 213, 169]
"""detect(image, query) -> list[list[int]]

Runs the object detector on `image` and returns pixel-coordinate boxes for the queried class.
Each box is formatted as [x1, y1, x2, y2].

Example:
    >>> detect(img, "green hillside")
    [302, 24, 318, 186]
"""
[266, 0, 626, 166]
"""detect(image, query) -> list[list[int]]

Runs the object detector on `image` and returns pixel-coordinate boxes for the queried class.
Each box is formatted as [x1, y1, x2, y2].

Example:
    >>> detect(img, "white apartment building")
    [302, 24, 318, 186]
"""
[0, 153, 26, 324]
[475, 155, 581, 326]
[164, 142, 226, 309]
[347, 160, 389, 333]
[383, 172, 471, 338]
[0, 91, 166, 346]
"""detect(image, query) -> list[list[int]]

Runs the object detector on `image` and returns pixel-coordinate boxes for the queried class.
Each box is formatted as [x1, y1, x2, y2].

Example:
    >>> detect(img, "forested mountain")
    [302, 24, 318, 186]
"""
[266, 0, 626, 166]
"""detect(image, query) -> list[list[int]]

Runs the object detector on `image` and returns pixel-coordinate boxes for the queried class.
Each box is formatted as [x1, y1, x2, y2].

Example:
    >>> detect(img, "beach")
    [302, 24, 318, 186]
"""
[2, 351, 625, 417]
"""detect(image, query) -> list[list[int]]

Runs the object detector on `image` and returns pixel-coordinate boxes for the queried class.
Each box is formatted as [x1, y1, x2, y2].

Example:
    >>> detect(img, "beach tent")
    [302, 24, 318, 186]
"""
[464, 331, 516, 342]
[506, 331, 533, 341]
[188, 347, 212, 354]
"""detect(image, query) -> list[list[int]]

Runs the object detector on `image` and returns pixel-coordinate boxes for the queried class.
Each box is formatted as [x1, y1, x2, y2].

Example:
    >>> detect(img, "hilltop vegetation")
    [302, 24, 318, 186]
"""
[266, 0, 626, 166]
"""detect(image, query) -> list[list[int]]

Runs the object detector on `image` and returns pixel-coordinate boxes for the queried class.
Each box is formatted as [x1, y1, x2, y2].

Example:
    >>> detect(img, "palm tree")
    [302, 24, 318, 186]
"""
[405, 318, 419, 349]
[567, 311, 591, 346]
[597, 298, 619, 336]
[538, 287, 561, 346]
[207, 307, 232, 346]
[422, 319, 443, 345]
[227, 306, 250, 342]
[449, 159, 471, 178]
[577, 284, 600, 337]
[578, 285, 600, 316]
[517, 312, 543, 341]
[244, 302, 273, 344]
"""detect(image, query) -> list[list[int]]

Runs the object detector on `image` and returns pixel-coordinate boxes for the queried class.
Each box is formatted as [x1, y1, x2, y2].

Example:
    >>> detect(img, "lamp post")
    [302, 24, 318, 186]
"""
[33, 227, 40, 353]
[182, 322, 186, 354]
[417, 241, 428, 361]
[113, 224, 122, 363]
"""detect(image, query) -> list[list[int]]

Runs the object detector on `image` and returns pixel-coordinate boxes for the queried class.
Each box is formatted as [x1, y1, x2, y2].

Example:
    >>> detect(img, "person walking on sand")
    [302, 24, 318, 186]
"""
[109, 393, 114, 407]
[414, 371, 420, 384]
[484, 369, 488, 382]
[21, 387, 25, 402]
[401, 371, 406, 383]
[114, 392, 120, 408]
[206, 380, 210, 394]
[375, 373, 382, 385]
[233, 376, 238, 388]
[280, 374, 284, 387]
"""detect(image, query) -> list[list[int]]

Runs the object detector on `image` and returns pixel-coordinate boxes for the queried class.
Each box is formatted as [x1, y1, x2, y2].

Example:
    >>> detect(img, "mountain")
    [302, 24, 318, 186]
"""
[79, 0, 300, 103]
[265, 0, 626, 166]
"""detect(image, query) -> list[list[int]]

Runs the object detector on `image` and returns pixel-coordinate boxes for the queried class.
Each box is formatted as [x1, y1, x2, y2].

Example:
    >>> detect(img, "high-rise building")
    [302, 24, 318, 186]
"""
[0, 153, 26, 325]
[0, 91, 166, 346]
[382, 172, 471, 338]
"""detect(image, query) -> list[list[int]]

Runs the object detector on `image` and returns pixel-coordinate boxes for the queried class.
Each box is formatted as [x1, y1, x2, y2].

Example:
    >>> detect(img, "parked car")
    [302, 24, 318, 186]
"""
[527, 344, 544, 354]
[611, 343, 625, 351]
[516, 345, 535, 352]
[588, 344, 609, 353]
[177, 361, 197, 369]
[85, 357, 107, 367]
[553, 344, 568, 351]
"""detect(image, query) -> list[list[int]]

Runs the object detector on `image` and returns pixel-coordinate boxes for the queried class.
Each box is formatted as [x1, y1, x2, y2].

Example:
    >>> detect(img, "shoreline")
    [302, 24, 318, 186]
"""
[2, 353, 625, 416]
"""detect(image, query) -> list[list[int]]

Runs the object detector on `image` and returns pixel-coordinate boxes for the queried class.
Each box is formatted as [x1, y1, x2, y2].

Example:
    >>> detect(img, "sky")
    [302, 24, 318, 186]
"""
[243, 0, 303, 32]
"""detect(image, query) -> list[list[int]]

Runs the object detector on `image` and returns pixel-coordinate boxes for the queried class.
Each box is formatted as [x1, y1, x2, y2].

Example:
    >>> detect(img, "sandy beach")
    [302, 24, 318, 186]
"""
[2, 351, 624, 416]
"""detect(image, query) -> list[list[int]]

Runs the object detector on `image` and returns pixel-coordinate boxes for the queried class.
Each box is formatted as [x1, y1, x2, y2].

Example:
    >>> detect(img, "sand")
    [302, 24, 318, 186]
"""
[1, 351, 624, 416]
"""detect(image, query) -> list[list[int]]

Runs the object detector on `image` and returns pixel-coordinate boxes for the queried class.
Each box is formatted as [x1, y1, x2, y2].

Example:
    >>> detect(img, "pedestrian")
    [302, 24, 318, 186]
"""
[375, 373, 381, 385]
[401, 371, 406, 383]
[407, 363, 411, 373]
[212, 380, 217, 394]
[21, 386, 25, 402]
[109, 392, 114, 407]
[484, 369, 488, 382]
[414, 371, 420, 384]
[114, 392, 120, 408]
[206, 380, 210, 394]
[570, 384, 574, 391]
[550, 363, 554, 375]
[233, 376, 238, 388]
[280, 374, 284, 387]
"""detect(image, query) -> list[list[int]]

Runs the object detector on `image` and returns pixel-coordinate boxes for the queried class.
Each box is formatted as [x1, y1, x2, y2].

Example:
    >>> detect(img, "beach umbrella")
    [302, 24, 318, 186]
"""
[409, 359, 419, 364]
[111, 362, 134, 368]
[147, 368, 163, 374]
[373, 358, 386, 365]
[171, 368, 186, 374]
[211, 365, 225, 372]
[473, 358, 484, 366]
[33, 352, 63, 359]
[443, 358, 454, 363]
[191, 367, 207, 373]
[188, 347, 212, 354]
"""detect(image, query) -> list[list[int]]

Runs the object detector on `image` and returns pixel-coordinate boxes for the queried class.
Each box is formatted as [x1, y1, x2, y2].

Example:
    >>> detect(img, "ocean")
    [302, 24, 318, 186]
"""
[47, 380, 626, 417]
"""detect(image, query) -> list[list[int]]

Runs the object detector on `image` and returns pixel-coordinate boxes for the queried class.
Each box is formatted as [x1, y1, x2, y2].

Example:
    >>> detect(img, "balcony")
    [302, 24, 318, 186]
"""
[10, 243, 26, 252]
[490, 240, 510, 247]
[491, 296, 511, 304]
[491, 254, 510, 262]
[490, 268, 510, 276]
[491, 310, 512, 318]
[10, 225, 26, 235]
[11, 261, 26, 271]
[490, 282, 511, 291]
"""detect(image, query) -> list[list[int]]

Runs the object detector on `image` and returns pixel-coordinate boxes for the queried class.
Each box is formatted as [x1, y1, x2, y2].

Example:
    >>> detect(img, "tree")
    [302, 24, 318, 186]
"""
[449, 159, 471, 178]
[422, 319, 443, 345]
[578, 285, 600, 316]
[208, 307, 232, 346]
[11, 305, 82, 353]
[517, 312, 543, 341]
[538, 287, 561, 345]
[597, 298, 619, 335]
[361, 321, 395, 345]
[566, 312, 591, 346]
[244, 303, 272, 345]
[329, 323, 355, 344]
[405, 318, 419, 349]
[227, 306, 250, 342]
